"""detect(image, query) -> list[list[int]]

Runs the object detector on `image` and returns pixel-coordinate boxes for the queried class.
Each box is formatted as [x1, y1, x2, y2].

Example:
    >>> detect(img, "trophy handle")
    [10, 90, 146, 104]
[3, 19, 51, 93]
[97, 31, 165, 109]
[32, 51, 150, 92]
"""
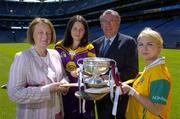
[77, 58, 84, 67]
[110, 59, 117, 66]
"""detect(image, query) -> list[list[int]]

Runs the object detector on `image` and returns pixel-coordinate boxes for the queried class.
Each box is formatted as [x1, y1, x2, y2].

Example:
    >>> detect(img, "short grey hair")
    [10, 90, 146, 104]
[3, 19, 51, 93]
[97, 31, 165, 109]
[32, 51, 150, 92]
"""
[100, 9, 121, 22]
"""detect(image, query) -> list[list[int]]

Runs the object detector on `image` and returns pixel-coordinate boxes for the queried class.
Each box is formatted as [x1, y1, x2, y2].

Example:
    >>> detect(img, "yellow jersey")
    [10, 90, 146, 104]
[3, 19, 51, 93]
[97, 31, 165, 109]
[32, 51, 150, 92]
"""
[126, 58, 172, 119]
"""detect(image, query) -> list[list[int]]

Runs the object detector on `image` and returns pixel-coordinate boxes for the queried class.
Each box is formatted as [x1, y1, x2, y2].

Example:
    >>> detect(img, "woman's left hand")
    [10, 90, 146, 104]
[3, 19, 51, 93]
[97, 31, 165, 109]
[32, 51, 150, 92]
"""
[58, 80, 69, 95]
[70, 69, 79, 78]
[59, 86, 69, 95]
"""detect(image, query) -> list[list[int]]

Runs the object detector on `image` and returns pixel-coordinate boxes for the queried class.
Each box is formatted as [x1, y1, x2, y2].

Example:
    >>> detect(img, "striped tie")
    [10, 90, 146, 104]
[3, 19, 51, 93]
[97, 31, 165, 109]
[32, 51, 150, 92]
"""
[102, 39, 111, 56]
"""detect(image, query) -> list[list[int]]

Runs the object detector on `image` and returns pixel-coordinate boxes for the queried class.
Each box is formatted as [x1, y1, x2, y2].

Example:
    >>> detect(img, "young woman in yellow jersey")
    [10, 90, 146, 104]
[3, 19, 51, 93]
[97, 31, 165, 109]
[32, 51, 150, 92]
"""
[122, 27, 172, 119]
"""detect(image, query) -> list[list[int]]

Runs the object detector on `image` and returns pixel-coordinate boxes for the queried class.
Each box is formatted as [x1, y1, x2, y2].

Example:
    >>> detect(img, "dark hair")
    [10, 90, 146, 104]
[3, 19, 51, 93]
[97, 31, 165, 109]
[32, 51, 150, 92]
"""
[63, 15, 89, 47]
[27, 17, 56, 44]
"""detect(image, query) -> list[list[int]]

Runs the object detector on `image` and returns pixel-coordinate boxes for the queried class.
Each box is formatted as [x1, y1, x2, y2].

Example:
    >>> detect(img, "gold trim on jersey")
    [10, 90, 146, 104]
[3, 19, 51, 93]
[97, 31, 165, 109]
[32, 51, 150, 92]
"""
[55, 40, 96, 60]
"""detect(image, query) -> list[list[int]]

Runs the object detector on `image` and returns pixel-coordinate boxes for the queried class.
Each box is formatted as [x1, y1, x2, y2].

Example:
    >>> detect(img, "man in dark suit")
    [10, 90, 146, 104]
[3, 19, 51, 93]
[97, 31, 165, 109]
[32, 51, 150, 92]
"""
[92, 9, 138, 119]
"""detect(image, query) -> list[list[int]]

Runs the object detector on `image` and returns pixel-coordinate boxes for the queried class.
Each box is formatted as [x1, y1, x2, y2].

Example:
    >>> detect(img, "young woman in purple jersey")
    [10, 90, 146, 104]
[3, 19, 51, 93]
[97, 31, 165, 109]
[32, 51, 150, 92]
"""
[55, 15, 96, 119]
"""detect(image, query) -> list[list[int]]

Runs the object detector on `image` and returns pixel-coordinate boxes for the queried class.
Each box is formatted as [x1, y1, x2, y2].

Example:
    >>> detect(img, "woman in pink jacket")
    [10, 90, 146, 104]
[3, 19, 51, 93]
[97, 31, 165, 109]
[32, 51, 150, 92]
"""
[7, 18, 69, 119]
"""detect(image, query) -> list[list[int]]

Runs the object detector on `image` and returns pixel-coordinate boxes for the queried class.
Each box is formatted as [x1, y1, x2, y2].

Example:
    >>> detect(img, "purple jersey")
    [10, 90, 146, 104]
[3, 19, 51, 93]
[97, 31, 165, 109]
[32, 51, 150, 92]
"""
[55, 41, 96, 118]
[55, 41, 95, 82]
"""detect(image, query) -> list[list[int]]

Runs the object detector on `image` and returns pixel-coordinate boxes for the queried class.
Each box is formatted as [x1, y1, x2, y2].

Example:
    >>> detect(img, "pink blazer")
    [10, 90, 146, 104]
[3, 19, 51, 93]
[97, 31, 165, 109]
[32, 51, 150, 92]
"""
[7, 47, 68, 119]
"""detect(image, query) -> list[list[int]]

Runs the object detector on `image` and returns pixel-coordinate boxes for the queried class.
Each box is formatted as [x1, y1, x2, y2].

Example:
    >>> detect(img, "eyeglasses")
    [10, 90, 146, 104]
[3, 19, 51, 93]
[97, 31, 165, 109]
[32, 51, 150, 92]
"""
[100, 19, 119, 24]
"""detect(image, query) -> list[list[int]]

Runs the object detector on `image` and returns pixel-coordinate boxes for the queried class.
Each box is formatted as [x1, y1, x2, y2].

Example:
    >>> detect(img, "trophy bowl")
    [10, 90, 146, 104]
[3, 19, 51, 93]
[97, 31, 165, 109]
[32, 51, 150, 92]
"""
[82, 57, 113, 88]
[83, 57, 111, 75]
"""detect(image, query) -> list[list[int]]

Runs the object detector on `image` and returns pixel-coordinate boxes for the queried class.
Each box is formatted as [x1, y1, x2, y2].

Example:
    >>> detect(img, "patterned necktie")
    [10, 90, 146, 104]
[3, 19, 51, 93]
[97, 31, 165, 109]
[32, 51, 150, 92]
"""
[102, 39, 111, 56]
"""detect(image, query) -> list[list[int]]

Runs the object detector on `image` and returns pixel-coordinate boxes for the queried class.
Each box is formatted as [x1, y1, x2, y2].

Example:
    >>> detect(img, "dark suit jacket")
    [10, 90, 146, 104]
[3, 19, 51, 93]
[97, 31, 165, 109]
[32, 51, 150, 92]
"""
[92, 33, 138, 119]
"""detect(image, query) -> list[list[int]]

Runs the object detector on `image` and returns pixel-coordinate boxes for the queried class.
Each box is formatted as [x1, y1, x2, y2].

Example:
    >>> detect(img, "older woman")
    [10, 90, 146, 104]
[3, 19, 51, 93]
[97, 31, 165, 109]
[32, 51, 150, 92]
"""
[55, 15, 96, 119]
[7, 18, 69, 119]
[122, 28, 172, 119]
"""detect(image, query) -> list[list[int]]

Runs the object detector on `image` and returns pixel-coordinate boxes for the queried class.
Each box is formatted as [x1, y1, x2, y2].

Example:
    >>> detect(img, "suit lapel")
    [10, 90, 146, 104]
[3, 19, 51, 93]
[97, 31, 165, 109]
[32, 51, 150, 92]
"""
[29, 47, 56, 83]
[29, 47, 47, 69]
[104, 34, 120, 56]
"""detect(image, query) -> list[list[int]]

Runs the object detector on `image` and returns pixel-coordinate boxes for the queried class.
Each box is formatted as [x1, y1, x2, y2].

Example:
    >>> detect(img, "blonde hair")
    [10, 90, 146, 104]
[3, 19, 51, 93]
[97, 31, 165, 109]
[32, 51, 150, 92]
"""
[137, 27, 163, 47]
[27, 17, 56, 44]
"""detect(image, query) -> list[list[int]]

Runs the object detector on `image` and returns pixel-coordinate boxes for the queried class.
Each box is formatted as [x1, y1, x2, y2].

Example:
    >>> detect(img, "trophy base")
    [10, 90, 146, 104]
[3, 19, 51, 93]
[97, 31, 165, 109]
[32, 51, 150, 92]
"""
[75, 91, 108, 100]
[84, 77, 108, 88]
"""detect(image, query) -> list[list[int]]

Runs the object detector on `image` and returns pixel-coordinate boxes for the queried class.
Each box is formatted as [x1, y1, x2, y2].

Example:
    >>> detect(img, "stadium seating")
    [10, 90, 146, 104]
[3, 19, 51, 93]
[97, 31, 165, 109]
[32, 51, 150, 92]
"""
[0, 0, 179, 48]
[156, 16, 180, 48]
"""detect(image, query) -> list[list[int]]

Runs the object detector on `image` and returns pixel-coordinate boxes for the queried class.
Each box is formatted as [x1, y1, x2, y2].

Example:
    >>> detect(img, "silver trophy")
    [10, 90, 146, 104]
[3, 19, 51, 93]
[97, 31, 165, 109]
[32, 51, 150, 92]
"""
[77, 57, 115, 88]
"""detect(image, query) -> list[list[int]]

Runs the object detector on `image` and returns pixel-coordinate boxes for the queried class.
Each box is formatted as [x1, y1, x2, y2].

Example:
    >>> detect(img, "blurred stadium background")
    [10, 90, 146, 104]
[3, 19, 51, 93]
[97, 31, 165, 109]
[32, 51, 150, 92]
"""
[0, 0, 179, 48]
[0, 0, 180, 119]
